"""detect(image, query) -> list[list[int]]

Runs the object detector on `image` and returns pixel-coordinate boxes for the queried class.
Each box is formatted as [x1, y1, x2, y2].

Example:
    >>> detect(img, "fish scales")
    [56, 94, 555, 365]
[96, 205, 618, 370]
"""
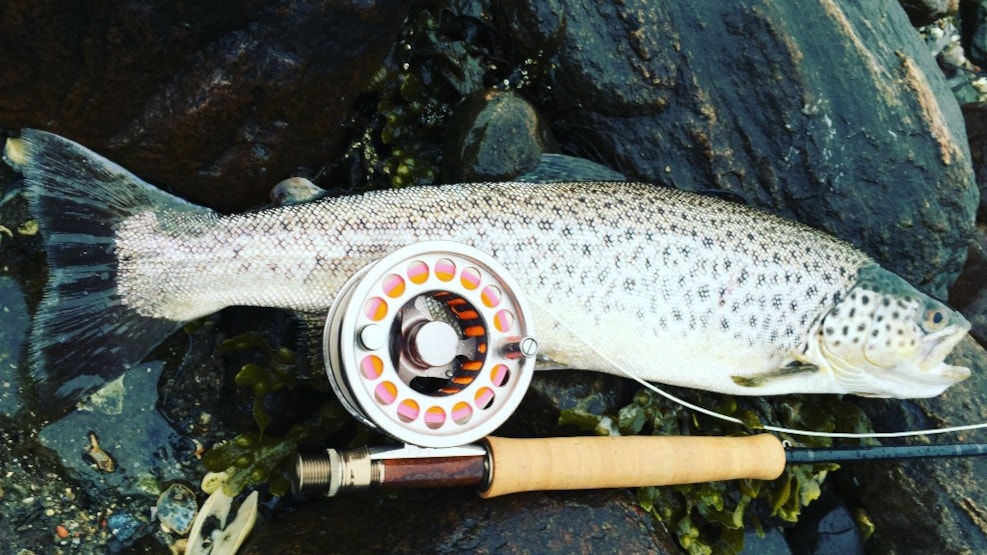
[7, 130, 972, 406]
[117, 182, 866, 394]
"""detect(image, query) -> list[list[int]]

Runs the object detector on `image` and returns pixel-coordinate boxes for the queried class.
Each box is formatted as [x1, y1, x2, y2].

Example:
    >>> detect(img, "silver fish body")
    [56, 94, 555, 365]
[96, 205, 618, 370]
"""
[7, 130, 972, 407]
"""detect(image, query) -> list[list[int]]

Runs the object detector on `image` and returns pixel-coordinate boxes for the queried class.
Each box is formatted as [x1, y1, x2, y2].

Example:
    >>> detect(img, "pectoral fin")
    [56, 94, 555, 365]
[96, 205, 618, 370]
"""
[534, 354, 571, 371]
[732, 362, 820, 388]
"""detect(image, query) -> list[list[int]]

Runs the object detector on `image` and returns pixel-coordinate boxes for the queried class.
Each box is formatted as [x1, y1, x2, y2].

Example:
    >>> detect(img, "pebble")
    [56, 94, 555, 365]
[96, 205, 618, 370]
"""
[155, 483, 199, 536]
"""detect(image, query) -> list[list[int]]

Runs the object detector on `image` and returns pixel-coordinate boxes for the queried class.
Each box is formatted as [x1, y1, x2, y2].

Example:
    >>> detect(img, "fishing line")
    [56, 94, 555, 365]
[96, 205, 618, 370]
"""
[627, 376, 987, 439]
[536, 299, 987, 439]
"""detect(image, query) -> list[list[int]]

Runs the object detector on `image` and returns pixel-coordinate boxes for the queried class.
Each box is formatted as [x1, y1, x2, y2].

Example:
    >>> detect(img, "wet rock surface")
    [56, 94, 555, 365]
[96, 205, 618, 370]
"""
[785, 485, 865, 555]
[442, 89, 558, 183]
[494, 0, 977, 298]
[0, 0, 407, 212]
[951, 223, 987, 343]
[963, 102, 987, 219]
[241, 487, 678, 554]
[962, 0, 987, 67]
[899, 0, 953, 26]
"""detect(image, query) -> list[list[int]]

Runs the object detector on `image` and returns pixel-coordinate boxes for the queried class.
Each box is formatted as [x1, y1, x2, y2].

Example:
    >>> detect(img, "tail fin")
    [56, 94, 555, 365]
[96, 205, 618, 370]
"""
[9, 129, 212, 413]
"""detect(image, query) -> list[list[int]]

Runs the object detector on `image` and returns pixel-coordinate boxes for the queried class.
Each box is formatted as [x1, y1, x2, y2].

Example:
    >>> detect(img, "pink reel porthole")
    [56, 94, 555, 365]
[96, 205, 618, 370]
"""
[324, 241, 538, 448]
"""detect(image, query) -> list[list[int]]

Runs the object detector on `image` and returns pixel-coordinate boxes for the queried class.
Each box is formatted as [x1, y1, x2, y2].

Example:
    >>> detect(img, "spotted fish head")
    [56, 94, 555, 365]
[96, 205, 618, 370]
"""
[812, 264, 971, 398]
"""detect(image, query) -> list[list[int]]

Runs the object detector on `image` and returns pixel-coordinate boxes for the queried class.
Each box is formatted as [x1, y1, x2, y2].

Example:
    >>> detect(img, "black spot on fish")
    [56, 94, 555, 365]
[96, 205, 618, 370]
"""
[882, 298, 890, 307]
[849, 308, 856, 318]
[842, 326, 849, 336]
[861, 295, 870, 305]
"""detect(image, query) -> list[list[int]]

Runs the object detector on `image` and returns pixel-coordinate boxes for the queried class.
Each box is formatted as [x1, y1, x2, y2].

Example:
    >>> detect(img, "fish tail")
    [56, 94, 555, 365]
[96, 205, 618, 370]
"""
[8, 129, 212, 411]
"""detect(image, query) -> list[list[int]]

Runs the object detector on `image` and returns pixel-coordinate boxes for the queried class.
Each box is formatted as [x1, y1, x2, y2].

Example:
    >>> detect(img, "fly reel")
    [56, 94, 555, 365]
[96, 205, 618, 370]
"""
[324, 241, 537, 448]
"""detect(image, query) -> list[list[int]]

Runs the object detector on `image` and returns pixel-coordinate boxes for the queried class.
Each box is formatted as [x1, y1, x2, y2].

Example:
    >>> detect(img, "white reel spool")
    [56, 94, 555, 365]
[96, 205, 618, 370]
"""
[324, 241, 537, 448]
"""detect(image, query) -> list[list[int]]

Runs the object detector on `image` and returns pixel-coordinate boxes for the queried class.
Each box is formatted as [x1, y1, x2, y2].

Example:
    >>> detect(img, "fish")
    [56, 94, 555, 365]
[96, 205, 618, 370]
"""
[3, 129, 972, 413]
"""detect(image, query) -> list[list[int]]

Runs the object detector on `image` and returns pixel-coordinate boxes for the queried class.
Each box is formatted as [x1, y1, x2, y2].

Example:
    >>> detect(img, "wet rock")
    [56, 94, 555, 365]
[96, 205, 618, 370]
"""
[950, 223, 987, 343]
[842, 337, 987, 553]
[922, 17, 987, 106]
[899, 0, 953, 26]
[495, 0, 977, 298]
[786, 485, 864, 555]
[442, 89, 557, 182]
[0, 1, 408, 212]
[241, 487, 679, 554]
[746, 526, 793, 555]
[0, 274, 29, 416]
[962, 102, 987, 220]
[961, 0, 987, 67]
[38, 362, 193, 496]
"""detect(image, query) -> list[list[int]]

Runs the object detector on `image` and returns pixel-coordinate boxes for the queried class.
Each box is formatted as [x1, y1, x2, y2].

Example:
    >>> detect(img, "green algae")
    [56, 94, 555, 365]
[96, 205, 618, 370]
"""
[562, 388, 877, 554]
[331, 4, 532, 190]
[201, 332, 349, 497]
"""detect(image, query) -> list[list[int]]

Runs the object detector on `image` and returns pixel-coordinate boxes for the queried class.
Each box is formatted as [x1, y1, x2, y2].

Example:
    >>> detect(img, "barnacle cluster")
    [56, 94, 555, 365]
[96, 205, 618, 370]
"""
[561, 389, 876, 554]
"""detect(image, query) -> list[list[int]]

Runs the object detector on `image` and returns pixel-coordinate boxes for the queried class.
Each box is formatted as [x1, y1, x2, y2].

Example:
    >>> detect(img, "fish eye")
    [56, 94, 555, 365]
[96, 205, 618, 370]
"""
[924, 309, 946, 330]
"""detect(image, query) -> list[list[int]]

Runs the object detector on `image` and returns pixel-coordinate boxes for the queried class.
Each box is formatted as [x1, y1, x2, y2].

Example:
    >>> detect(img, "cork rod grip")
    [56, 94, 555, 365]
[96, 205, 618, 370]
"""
[479, 434, 786, 498]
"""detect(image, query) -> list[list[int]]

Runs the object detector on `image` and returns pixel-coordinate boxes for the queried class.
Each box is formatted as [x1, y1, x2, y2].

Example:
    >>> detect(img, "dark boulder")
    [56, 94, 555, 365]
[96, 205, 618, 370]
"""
[899, 0, 953, 26]
[442, 89, 557, 183]
[0, 1, 408, 212]
[494, 0, 978, 298]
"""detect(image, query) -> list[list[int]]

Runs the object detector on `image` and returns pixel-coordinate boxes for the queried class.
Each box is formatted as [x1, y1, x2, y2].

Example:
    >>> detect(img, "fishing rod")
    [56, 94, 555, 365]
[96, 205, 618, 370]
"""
[292, 435, 987, 498]
[295, 241, 987, 499]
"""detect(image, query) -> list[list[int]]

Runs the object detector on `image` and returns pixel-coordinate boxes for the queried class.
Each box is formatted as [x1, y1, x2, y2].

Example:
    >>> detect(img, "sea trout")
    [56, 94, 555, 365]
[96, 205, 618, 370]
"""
[3, 130, 972, 410]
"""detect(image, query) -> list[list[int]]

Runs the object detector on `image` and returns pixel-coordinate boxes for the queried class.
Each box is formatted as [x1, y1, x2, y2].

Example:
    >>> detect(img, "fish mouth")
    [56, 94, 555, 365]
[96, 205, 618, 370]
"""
[919, 323, 971, 380]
